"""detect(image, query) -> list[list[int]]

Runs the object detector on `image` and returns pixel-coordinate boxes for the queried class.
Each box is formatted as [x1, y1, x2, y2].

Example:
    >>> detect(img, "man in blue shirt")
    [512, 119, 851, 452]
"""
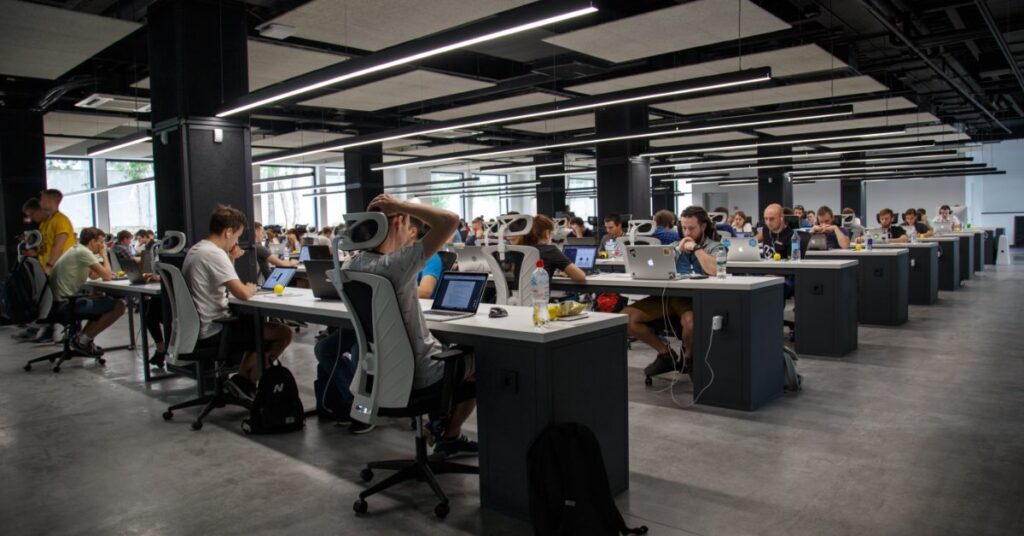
[651, 210, 680, 245]
[812, 206, 851, 249]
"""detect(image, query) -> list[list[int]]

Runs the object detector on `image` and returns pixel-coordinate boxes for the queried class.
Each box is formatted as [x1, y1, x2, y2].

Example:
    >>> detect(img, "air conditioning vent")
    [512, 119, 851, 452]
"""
[75, 93, 151, 113]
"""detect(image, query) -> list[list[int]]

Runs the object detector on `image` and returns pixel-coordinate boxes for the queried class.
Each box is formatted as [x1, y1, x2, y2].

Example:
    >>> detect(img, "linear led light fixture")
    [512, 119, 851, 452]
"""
[720, 181, 758, 187]
[656, 156, 974, 177]
[787, 159, 977, 177]
[792, 170, 1005, 184]
[479, 162, 562, 173]
[660, 174, 731, 182]
[652, 148, 955, 171]
[64, 177, 156, 197]
[656, 141, 939, 167]
[538, 169, 597, 178]
[372, 105, 857, 171]
[255, 182, 346, 195]
[639, 126, 908, 159]
[788, 165, 993, 181]
[385, 176, 480, 190]
[218, 2, 597, 117]
[304, 190, 348, 199]
[253, 67, 772, 165]
[87, 131, 150, 156]
[394, 181, 541, 197]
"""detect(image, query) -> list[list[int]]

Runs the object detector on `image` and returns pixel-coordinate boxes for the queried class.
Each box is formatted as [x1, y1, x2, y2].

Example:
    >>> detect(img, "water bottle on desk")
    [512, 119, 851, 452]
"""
[715, 246, 728, 279]
[604, 239, 618, 258]
[790, 232, 801, 261]
[866, 236, 873, 251]
[530, 260, 550, 327]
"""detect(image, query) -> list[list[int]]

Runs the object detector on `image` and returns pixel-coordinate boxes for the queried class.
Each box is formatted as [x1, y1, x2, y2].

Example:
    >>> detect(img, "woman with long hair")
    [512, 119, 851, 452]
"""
[514, 214, 586, 282]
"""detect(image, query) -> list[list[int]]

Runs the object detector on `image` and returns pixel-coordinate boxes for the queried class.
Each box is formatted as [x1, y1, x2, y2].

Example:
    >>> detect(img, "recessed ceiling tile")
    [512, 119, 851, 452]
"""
[300, 70, 493, 111]
[415, 92, 566, 121]
[755, 112, 941, 137]
[44, 111, 138, 137]
[45, 136, 93, 154]
[543, 0, 789, 63]
[849, 97, 918, 115]
[0, 0, 141, 79]
[270, 0, 534, 51]
[650, 131, 755, 148]
[567, 44, 846, 95]
[654, 76, 887, 116]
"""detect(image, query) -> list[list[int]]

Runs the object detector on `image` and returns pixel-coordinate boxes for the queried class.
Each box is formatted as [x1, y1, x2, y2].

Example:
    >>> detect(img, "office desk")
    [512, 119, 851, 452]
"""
[967, 230, 985, 272]
[86, 280, 166, 382]
[548, 273, 784, 411]
[806, 249, 909, 326]
[977, 227, 1003, 265]
[946, 233, 975, 282]
[919, 237, 961, 290]
[727, 259, 858, 356]
[595, 257, 626, 272]
[228, 290, 628, 521]
[874, 242, 939, 305]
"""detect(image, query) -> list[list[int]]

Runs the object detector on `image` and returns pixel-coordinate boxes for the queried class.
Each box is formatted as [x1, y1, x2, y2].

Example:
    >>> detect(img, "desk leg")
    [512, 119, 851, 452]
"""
[126, 297, 136, 350]
[253, 310, 266, 376]
[139, 296, 151, 382]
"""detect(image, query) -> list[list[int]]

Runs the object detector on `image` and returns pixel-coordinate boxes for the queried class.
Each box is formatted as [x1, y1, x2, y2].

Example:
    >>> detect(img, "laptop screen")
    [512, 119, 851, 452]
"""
[563, 246, 597, 270]
[432, 272, 487, 313]
[262, 267, 297, 290]
[299, 246, 311, 263]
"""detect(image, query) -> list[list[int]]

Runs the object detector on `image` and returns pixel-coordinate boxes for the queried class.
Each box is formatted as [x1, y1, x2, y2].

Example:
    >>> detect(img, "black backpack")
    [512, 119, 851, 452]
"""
[242, 362, 305, 434]
[527, 422, 647, 536]
[1, 258, 41, 324]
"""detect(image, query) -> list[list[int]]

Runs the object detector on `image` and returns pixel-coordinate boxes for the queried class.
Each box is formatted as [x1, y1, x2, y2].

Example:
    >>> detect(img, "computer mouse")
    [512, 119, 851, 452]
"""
[488, 307, 508, 318]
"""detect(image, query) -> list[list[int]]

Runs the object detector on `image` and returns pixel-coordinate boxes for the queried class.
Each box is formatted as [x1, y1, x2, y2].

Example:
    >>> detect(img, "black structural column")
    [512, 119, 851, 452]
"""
[148, 0, 253, 249]
[757, 144, 792, 216]
[344, 143, 384, 212]
[0, 110, 47, 277]
[535, 153, 566, 217]
[595, 104, 651, 218]
[839, 153, 866, 217]
[651, 182, 676, 214]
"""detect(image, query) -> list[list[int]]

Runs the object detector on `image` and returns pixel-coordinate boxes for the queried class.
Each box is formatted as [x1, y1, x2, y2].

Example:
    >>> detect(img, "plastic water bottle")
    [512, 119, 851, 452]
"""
[604, 238, 617, 257]
[866, 236, 873, 251]
[790, 232, 801, 261]
[530, 260, 550, 327]
[715, 247, 728, 279]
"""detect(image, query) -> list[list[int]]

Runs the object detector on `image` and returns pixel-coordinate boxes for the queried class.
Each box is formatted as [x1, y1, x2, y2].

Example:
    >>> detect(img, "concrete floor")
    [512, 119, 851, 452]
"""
[2, 255, 1023, 535]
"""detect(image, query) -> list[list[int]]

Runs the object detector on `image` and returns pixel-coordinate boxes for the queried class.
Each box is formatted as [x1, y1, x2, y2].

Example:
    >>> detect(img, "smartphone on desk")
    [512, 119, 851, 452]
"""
[687, 274, 709, 280]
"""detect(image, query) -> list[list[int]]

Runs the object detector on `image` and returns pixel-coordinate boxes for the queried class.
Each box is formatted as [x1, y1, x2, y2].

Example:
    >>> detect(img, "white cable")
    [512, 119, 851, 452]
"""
[321, 331, 345, 414]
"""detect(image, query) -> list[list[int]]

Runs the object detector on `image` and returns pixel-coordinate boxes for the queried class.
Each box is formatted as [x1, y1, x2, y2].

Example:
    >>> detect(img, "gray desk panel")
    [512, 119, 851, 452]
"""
[807, 250, 909, 325]
[876, 243, 939, 304]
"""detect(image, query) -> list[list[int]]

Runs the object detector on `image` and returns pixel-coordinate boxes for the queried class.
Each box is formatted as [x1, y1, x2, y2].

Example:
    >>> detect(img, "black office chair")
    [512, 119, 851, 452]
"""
[24, 290, 107, 373]
[156, 262, 249, 430]
[334, 213, 478, 519]
[437, 250, 457, 272]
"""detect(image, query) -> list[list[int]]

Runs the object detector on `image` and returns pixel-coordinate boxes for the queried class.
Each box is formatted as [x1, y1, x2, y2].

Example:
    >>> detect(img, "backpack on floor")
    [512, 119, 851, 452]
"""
[783, 346, 803, 392]
[1, 258, 41, 324]
[527, 422, 647, 536]
[242, 362, 305, 434]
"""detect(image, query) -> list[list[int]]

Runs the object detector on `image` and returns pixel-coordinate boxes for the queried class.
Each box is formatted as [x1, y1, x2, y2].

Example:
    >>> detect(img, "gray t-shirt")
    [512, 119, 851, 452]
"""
[183, 240, 239, 339]
[343, 241, 445, 389]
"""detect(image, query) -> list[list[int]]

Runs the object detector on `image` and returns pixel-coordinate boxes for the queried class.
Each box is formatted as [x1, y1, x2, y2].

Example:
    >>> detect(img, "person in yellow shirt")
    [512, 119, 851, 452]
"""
[39, 189, 74, 274]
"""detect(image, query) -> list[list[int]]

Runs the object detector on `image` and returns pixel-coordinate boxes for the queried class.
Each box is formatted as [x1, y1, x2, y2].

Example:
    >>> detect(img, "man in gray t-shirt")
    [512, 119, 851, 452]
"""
[344, 194, 478, 458]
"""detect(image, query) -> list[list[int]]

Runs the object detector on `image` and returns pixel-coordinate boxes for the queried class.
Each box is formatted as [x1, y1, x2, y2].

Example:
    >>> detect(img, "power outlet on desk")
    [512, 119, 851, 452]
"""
[499, 369, 518, 394]
[873, 268, 885, 277]
[812, 283, 824, 295]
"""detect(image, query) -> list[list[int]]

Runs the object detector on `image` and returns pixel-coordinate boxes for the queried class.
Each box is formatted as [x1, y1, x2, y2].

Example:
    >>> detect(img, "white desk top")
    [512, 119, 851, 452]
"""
[728, 259, 858, 270]
[551, 272, 782, 291]
[947, 232, 979, 238]
[807, 248, 907, 257]
[596, 258, 623, 266]
[920, 236, 959, 242]
[87, 279, 162, 296]
[228, 289, 626, 344]
[873, 242, 938, 249]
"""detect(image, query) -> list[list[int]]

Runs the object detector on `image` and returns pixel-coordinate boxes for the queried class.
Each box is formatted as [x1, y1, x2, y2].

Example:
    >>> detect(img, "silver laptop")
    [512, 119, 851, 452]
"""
[932, 221, 952, 235]
[726, 237, 762, 262]
[422, 272, 488, 321]
[455, 246, 489, 272]
[864, 228, 891, 242]
[625, 245, 678, 280]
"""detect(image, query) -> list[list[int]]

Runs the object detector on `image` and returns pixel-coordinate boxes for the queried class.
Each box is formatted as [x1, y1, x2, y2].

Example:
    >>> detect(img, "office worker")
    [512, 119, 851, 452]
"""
[408, 216, 445, 298]
[514, 214, 586, 282]
[757, 204, 796, 259]
[569, 216, 594, 238]
[916, 208, 932, 230]
[464, 216, 486, 246]
[623, 206, 722, 379]
[183, 206, 293, 402]
[650, 210, 681, 244]
[38, 189, 75, 275]
[600, 213, 625, 247]
[903, 208, 932, 237]
[933, 204, 961, 226]
[253, 222, 299, 281]
[811, 206, 850, 249]
[858, 207, 907, 243]
[793, 205, 811, 228]
[731, 211, 753, 234]
[345, 194, 477, 457]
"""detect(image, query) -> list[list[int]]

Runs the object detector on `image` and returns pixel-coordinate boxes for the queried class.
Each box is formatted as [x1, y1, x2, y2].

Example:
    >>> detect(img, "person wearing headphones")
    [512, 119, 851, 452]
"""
[933, 205, 961, 226]
[858, 208, 907, 243]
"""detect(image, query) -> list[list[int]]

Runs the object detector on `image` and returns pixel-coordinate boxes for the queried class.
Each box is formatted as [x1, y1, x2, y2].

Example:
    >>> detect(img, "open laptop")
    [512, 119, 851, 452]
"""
[114, 249, 147, 285]
[422, 272, 488, 321]
[726, 237, 762, 262]
[565, 236, 598, 247]
[864, 228, 891, 242]
[932, 221, 953, 235]
[258, 266, 297, 293]
[563, 245, 598, 274]
[625, 245, 678, 280]
[807, 233, 830, 251]
[455, 246, 489, 272]
[304, 259, 340, 300]
[299, 245, 331, 263]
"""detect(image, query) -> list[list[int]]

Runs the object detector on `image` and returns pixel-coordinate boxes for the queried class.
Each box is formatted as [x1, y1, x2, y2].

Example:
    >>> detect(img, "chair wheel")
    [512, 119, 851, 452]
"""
[434, 502, 449, 519]
[191, 421, 203, 431]
[162, 411, 173, 421]
[23, 364, 31, 371]
[353, 499, 368, 514]
[360, 468, 374, 482]
[97, 358, 106, 366]
[52, 366, 61, 373]
[644, 376, 652, 387]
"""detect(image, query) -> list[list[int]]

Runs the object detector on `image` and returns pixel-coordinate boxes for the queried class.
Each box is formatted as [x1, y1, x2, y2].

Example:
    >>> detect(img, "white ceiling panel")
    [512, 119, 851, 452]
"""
[415, 92, 566, 121]
[849, 97, 918, 115]
[755, 112, 941, 137]
[395, 143, 491, 156]
[269, 0, 534, 51]
[543, 0, 789, 63]
[506, 113, 594, 133]
[44, 111, 139, 137]
[823, 132, 970, 149]
[654, 76, 887, 116]
[0, 0, 141, 80]
[649, 131, 756, 148]
[567, 45, 846, 95]
[45, 136, 93, 154]
[133, 40, 346, 90]
[102, 142, 153, 160]
[300, 70, 493, 111]
[253, 130, 351, 149]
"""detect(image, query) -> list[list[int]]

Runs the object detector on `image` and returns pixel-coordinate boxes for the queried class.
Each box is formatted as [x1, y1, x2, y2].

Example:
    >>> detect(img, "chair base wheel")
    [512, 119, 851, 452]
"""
[162, 411, 173, 421]
[23, 364, 31, 372]
[191, 421, 203, 431]
[644, 376, 653, 387]
[353, 499, 368, 514]
[52, 366, 61, 373]
[360, 468, 374, 482]
[97, 358, 106, 366]
[434, 502, 449, 519]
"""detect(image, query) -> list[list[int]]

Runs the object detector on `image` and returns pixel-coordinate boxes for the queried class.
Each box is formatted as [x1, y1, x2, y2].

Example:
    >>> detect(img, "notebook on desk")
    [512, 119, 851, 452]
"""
[422, 272, 488, 321]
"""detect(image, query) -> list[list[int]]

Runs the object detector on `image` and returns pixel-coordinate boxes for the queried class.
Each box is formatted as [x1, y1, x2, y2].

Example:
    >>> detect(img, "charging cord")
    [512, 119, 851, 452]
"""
[320, 331, 345, 415]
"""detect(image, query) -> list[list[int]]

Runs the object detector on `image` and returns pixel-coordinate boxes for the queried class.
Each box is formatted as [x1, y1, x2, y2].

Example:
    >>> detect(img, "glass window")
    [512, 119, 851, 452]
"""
[45, 158, 94, 232]
[106, 160, 157, 233]
[257, 165, 317, 229]
[323, 167, 346, 227]
[675, 179, 693, 211]
[567, 176, 596, 221]
[467, 173, 505, 220]
[421, 172, 465, 220]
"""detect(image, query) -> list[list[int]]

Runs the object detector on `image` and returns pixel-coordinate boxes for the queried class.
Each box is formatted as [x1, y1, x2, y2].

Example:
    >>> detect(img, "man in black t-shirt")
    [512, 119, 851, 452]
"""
[902, 208, 932, 238]
[756, 203, 796, 259]
[859, 208, 908, 243]
[254, 222, 298, 280]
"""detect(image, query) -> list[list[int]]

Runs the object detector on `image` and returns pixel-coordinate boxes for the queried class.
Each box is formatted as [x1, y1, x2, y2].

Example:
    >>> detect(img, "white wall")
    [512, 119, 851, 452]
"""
[691, 183, 758, 217]
[966, 139, 1024, 244]
[792, 180, 840, 214]
[864, 175, 965, 224]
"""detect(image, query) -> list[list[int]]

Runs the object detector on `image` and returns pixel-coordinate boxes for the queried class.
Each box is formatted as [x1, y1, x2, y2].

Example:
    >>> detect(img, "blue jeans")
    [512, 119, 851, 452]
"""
[314, 329, 359, 412]
[56, 297, 118, 319]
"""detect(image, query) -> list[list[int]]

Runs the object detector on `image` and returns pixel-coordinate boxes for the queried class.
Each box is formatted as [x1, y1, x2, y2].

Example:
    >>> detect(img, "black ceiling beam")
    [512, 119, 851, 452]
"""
[974, 0, 1024, 104]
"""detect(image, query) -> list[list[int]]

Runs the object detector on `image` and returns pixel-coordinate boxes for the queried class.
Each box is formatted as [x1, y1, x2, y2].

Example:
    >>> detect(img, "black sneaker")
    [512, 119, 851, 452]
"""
[224, 375, 256, 402]
[434, 433, 479, 458]
[12, 327, 39, 341]
[70, 337, 101, 357]
[349, 421, 376, 435]
[643, 348, 681, 377]
[31, 325, 55, 344]
[149, 351, 166, 369]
